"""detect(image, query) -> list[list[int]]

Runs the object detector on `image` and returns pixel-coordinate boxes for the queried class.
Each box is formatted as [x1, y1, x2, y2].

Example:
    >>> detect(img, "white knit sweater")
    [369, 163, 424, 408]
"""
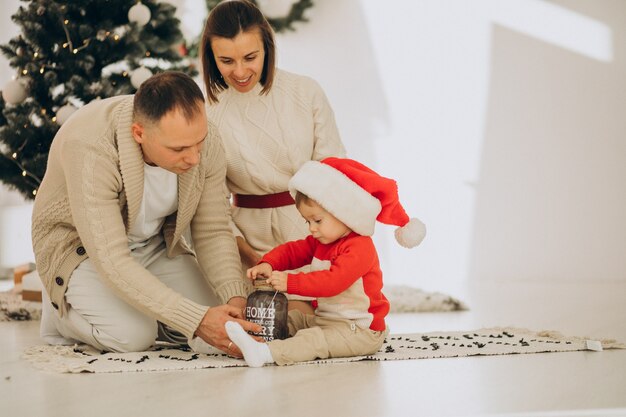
[207, 69, 347, 262]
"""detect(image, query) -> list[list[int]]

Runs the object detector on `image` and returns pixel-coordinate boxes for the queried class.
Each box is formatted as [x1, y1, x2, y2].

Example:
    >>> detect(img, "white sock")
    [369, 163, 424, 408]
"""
[225, 321, 274, 368]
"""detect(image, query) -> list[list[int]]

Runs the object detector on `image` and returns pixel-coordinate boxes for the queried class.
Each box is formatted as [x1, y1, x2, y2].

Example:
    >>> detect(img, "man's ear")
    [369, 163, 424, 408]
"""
[131, 122, 145, 144]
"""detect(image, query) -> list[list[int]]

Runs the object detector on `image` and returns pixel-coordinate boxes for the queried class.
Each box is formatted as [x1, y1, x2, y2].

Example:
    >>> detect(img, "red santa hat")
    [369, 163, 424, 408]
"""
[288, 157, 426, 248]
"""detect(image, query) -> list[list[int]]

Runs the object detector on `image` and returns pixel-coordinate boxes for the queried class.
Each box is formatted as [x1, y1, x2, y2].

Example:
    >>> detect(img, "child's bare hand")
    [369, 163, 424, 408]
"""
[267, 271, 288, 292]
[246, 262, 273, 280]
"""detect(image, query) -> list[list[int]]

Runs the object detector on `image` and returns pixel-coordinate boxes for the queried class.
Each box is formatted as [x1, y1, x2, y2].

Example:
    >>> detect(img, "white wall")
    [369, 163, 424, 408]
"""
[2, 1, 625, 292]
[275, 0, 626, 293]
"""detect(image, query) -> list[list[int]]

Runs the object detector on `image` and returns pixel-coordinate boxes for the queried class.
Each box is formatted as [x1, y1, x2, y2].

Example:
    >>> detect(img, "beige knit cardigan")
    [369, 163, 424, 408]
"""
[31, 95, 247, 339]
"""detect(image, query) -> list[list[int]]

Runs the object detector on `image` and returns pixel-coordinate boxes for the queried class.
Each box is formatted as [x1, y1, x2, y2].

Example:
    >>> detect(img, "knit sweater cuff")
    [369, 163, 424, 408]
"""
[286, 273, 302, 296]
[216, 280, 250, 304]
[172, 299, 210, 339]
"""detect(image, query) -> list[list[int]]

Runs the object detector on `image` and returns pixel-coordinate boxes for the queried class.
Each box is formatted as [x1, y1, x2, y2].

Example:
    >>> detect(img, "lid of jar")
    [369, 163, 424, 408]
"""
[252, 278, 273, 290]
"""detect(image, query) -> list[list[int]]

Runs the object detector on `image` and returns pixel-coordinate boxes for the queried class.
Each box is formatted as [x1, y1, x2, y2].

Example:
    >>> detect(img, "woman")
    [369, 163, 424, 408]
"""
[200, 0, 346, 313]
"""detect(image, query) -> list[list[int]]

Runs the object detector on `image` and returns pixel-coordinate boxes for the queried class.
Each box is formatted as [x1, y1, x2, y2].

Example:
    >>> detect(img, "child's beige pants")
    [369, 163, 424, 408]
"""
[268, 310, 388, 365]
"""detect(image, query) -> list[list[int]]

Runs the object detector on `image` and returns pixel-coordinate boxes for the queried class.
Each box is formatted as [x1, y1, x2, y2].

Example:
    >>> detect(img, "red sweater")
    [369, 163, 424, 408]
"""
[261, 232, 389, 331]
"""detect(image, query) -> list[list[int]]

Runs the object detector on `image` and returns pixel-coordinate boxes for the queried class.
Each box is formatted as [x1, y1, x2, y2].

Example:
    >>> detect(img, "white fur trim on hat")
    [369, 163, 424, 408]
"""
[289, 161, 382, 236]
[394, 218, 427, 248]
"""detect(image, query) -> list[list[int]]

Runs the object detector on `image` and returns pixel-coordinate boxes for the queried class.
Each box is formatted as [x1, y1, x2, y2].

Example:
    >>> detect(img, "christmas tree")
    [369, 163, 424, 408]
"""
[0, 0, 196, 200]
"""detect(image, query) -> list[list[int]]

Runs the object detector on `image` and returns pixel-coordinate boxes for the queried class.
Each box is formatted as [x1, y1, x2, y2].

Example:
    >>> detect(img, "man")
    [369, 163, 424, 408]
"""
[32, 71, 259, 354]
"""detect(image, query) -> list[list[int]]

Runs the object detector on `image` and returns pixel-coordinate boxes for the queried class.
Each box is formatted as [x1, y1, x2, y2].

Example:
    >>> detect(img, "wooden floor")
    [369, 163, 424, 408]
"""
[1, 280, 625, 417]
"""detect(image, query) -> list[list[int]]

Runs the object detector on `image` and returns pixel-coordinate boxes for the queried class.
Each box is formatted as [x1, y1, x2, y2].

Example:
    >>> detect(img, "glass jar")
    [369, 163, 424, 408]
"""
[245, 279, 289, 342]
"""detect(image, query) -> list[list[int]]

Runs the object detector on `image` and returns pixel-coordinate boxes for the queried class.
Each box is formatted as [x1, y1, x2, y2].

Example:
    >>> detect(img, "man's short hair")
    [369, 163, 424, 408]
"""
[133, 71, 205, 124]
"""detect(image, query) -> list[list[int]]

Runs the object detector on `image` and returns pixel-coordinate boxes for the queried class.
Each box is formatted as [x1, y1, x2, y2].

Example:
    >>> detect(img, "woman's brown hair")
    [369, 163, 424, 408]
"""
[200, 0, 276, 104]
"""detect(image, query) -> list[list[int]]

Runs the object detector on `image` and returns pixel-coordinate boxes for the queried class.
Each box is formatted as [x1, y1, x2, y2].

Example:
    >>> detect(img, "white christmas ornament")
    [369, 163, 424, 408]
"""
[256, 0, 297, 19]
[128, 3, 151, 27]
[56, 104, 78, 125]
[2, 79, 28, 104]
[130, 66, 153, 88]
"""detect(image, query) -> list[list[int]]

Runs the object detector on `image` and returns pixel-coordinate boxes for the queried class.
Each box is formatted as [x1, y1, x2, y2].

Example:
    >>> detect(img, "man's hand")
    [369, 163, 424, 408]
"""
[227, 296, 247, 317]
[194, 304, 262, 358]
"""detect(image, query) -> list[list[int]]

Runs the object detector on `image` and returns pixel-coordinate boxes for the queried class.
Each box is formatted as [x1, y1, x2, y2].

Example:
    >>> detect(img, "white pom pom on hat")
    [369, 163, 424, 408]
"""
[288, 157, 426, 248]
[394, 217, 426, 248]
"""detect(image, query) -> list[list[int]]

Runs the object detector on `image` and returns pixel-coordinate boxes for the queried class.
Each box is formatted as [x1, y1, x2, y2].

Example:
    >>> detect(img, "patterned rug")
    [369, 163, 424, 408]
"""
[22, 327, 624, 373]
[0, 289, 41, 321]
[0, 285, 466, 322]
